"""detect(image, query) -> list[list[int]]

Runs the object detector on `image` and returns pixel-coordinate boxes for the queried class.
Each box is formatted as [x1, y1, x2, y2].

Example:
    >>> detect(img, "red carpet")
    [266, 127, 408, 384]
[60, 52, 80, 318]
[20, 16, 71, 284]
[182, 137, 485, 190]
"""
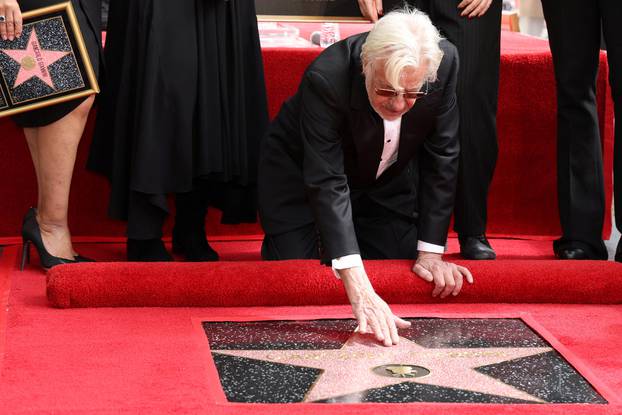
[17, 238, 619, 308]
[19, 237, 584, 309]
[1, 246, 621, 414]
[0, 247, 13, 370]
[47, 260, 622, 308]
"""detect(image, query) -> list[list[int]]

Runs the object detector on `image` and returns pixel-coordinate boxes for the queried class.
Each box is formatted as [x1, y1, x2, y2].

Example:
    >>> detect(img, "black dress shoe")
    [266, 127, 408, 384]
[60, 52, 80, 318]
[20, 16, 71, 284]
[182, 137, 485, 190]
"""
[459, 235, 496, 260]
[553, 238, 607, 260]
[556, 247, 589, 260]
[173, 190, 219, 262]
[127, 238, 172, 262]
[172, 231, 219, 262]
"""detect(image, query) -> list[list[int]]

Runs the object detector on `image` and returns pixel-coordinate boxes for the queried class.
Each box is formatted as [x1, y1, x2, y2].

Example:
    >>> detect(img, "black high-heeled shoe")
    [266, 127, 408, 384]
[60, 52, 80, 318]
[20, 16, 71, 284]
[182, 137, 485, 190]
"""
[24, 207, 95, 264]
[21, 208, 76, 271]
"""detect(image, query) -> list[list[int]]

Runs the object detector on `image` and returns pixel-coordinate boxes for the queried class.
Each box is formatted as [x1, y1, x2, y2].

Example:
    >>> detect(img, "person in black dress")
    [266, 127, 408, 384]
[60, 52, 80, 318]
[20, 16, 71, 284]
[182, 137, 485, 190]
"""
[358, 0, 501, 260]
[0, 0, 102, 270]
[88, 0, 268, 261]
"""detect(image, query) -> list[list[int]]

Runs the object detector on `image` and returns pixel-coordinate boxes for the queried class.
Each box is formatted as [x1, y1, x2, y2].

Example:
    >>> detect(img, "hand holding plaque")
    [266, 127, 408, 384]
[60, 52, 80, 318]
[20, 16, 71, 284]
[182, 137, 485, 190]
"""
[0, 1, 98, 118]
[0, 0, 23, 41]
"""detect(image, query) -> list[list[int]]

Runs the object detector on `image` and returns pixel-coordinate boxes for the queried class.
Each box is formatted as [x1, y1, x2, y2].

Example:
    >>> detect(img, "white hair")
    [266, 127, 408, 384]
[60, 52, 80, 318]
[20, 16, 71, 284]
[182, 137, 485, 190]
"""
[361, 7, 444, 89]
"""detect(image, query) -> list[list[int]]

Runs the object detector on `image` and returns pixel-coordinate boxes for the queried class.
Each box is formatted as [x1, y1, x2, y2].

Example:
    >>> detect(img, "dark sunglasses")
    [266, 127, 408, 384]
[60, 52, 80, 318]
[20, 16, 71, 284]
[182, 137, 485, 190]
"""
[374, 82, 429, 99]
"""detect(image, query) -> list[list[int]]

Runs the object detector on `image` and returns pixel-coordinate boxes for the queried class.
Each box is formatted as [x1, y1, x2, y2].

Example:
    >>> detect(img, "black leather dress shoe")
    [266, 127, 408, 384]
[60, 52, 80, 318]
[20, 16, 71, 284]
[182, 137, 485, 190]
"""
[553, 238, 607, 260]
[127, 238, 173, 262]
[556, 247, 589, 260]
[459, 235, 496, 260]
[615, 239, 622, 263]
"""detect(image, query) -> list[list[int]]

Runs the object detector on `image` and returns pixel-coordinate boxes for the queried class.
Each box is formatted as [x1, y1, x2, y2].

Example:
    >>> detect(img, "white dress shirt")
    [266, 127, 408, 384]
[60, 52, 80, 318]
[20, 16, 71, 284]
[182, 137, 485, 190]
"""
[332, 117, 444, 273]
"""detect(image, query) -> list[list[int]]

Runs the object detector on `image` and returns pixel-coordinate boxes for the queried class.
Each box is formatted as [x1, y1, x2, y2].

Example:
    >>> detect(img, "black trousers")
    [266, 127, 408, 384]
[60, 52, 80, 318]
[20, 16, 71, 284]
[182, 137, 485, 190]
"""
[541, 0, 621, 258]
[413, 0, 501, 236]
[127, 191, 168, 240]
[127, 189, 206, 240]
[261, 198, 419, 262]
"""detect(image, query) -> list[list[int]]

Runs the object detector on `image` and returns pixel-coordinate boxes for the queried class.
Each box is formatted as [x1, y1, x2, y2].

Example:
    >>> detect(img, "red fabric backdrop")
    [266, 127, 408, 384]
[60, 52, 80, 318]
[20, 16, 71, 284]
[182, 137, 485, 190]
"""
[0, 32, 614, 241]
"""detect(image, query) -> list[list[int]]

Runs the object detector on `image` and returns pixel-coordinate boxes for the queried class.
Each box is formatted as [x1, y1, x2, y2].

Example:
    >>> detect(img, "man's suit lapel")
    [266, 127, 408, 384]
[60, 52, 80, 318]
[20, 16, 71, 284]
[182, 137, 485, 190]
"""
[349, 71, 384, 186]
[396, 100, 429, 164]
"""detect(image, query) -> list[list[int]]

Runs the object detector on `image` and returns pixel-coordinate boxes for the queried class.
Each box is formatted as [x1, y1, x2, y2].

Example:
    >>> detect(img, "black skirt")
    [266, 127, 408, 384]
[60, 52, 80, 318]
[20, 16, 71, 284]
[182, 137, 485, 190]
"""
[88, 0, 269, 222]
[12, 0, 102, 127]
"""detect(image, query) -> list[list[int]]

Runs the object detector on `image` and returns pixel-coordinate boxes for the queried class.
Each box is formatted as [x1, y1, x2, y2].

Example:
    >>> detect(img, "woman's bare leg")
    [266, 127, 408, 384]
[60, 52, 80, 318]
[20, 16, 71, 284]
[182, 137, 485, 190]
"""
[24, 128, 42, 210]
[30, 96, 95, 260]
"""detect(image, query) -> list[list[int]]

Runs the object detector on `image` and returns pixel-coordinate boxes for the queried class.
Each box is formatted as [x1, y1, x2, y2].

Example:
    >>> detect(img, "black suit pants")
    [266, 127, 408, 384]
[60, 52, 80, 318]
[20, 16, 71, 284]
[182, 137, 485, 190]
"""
[261, 198, 419, 262]
[541, 0, 621, 258]
[412, 0, 501, 236]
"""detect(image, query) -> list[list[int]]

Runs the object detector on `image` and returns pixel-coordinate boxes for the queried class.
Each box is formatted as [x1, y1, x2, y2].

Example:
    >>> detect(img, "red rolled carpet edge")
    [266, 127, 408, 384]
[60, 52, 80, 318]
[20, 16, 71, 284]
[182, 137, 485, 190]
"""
[46, 260, 622, 308]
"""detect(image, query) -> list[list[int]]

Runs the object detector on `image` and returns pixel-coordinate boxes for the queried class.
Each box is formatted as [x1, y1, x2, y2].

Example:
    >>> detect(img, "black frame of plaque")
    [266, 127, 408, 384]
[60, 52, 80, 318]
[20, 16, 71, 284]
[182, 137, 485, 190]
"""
[256, 0, 405, 22]
[0, 1, 99, 118]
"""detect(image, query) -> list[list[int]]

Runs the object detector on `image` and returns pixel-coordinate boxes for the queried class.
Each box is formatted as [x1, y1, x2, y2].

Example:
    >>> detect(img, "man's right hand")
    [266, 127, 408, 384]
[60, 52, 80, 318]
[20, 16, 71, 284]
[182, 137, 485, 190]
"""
[357, 0, 384, 22]
[338, 266, 411, 346]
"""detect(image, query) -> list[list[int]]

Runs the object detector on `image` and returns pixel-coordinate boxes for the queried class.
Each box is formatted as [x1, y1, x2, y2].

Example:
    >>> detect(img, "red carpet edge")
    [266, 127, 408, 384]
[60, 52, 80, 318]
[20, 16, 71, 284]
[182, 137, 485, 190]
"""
[47, 260, 622, 308]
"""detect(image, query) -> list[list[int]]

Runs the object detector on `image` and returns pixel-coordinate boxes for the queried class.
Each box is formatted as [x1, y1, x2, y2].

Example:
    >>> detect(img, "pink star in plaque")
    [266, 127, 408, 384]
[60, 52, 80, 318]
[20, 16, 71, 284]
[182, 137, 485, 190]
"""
[0, 28, 69, 89]
[214, 332, 553, 402]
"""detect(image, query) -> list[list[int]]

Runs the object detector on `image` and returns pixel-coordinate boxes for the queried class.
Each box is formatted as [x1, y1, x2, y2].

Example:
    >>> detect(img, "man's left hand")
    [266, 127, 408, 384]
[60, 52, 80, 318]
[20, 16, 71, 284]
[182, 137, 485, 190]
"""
[457, 0, 493, 18]
[412, 252, 473, 298]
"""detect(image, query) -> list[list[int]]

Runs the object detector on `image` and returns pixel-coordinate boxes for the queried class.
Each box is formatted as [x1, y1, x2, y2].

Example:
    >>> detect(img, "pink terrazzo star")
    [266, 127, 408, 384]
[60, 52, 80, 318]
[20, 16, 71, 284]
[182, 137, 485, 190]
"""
[0, 28, 69, 89]
[213, 333, 553, 402]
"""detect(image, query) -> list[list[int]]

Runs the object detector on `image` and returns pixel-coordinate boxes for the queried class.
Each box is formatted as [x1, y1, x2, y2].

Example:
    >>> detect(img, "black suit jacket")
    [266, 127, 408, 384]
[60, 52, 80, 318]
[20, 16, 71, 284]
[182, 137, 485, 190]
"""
[258, 32, 459, 260]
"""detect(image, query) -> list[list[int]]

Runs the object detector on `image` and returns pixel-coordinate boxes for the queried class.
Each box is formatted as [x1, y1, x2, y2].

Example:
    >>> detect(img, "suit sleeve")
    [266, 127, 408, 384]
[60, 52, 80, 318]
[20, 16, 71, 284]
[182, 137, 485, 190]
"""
[418, 49, 460, 246]
[299, 70, 360, 261]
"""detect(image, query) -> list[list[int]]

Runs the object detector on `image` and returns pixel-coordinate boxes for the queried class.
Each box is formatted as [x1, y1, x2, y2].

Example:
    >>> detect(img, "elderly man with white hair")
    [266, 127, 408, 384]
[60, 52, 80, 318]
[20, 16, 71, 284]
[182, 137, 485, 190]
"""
[258, 8, 472, 346]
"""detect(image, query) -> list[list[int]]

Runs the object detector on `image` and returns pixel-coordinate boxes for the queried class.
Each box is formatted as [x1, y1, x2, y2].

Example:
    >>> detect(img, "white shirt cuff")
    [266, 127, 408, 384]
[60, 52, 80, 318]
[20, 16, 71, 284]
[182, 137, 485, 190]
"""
[417, 240, 445, 254]
[331, 254, 363, 279]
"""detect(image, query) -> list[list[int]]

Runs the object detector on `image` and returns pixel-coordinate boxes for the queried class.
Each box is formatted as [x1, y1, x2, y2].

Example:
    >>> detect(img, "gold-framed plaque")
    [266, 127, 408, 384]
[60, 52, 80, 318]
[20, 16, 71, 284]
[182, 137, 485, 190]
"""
[0, 2, 99, 118]
[256, 0, 403, 22]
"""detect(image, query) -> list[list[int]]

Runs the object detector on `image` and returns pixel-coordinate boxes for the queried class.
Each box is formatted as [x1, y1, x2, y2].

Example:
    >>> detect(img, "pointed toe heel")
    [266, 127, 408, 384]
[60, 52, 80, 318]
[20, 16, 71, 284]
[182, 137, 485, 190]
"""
[21, 209, 76, 271]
